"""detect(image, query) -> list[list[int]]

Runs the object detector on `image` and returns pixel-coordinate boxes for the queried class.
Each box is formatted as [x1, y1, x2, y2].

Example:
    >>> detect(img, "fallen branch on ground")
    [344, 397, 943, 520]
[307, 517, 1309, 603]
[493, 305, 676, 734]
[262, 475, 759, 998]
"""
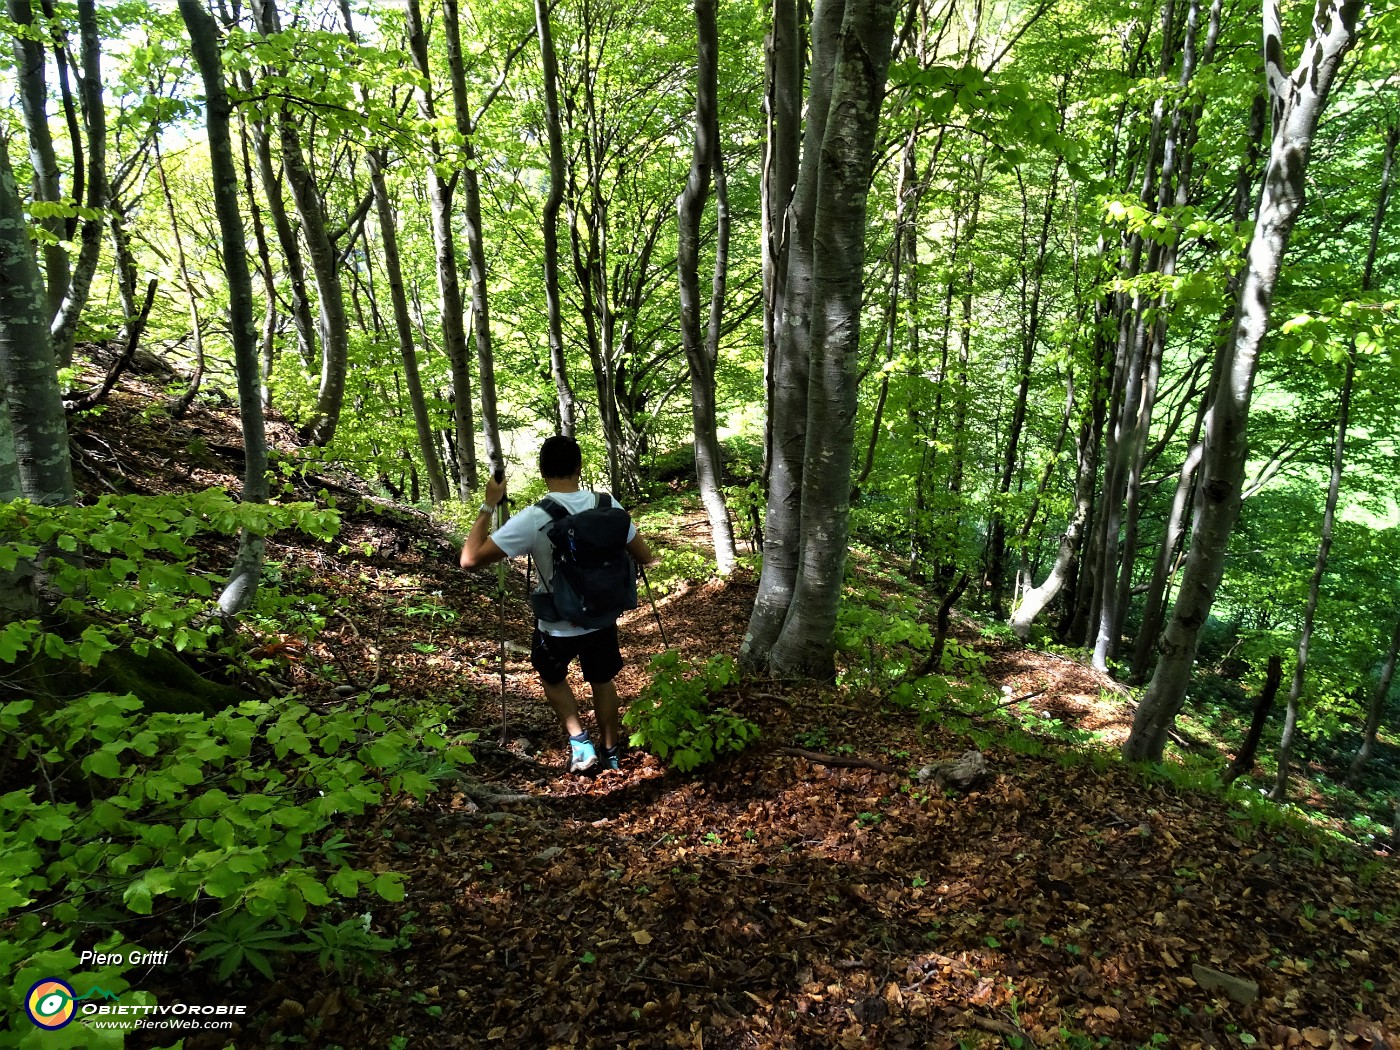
[773, 746, 899, 774]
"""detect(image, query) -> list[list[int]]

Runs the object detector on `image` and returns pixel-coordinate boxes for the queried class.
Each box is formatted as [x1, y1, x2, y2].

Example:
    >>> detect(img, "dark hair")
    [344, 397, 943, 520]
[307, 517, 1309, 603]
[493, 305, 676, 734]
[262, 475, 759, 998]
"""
[539, 434, 582, 479]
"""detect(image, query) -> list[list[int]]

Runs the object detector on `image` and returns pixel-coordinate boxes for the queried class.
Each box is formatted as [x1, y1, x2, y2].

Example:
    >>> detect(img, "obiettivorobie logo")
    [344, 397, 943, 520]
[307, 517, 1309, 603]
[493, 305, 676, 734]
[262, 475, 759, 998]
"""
[25, 979, 77, 1030]
[22, 977, 246, 1032]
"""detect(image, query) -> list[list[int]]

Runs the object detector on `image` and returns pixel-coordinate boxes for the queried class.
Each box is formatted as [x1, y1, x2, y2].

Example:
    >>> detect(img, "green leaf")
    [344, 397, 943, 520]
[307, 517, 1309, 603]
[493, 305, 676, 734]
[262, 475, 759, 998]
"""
[372, 872, 405, 902]
[330, 867, 361, 898]
[85, 750, 123, 779]
[123, 881, 153, 915]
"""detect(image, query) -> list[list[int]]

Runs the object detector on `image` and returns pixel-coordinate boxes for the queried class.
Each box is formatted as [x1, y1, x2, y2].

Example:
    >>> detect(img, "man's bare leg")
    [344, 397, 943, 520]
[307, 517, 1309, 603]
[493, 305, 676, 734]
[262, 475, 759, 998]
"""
[591, 680, 621, 750]
[541, 677, 587, 739]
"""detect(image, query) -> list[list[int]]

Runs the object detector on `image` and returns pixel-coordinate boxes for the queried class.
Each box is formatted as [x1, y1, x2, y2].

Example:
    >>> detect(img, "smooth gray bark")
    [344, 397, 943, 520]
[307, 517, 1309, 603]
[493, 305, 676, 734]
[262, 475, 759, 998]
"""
[47, 0, 105, 370]
[1123, 0, 1361, 763]
[250, 0, 349, 448]
[178, 0, 269, 615]
[678, 0, 739, 577]
[534, 0, 577, 437]
[760, 0, 801, 486]
[0, 135, 75, 509]
[764, 0, 898, 678]
[741, 0, 847, 668]
[1275, 121, 1395, 798]
[370, 153, 450, 505]
[443, 0, 503, 480]
[406, 0, 477, 496]
[6, 0, 70, 324]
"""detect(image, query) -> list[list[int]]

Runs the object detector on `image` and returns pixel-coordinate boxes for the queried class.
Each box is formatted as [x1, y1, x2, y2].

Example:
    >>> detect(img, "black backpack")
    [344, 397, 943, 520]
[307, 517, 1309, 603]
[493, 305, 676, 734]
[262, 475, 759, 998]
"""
[528, 493, 638, 628]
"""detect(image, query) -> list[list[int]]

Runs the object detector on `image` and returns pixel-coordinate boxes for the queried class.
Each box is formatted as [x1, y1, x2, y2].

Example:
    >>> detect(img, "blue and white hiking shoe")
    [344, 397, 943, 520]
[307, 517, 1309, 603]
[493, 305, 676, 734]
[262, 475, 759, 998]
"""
[600, 744, 622, 771]
[568, 736, 599, 775]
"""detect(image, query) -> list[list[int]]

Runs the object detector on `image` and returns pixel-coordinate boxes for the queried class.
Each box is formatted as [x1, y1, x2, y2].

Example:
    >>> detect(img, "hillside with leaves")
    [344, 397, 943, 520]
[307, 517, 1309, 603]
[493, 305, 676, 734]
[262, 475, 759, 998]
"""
[3, 365, 1396, 1050]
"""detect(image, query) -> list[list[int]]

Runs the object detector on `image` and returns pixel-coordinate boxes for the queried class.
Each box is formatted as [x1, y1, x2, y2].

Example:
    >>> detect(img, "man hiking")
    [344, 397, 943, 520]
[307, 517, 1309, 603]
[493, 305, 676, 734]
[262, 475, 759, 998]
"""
[460, 435, 656, 774]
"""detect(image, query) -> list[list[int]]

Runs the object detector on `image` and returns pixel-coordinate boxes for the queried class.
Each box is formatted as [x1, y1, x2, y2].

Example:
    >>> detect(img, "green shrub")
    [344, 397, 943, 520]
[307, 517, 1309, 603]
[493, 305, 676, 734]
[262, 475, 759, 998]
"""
[0, 489, 474, 1014]
[624, 652, 758, 772]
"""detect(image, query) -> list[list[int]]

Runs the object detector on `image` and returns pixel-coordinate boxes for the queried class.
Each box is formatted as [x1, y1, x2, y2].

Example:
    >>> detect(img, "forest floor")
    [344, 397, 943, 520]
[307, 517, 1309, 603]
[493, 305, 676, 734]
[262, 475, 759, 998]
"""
[66, 371, 1400, 1050]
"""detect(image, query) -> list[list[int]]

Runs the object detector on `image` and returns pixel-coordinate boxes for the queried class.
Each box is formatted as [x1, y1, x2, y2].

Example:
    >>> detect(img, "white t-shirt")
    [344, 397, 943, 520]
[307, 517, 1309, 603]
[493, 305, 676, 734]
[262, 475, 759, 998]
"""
[490, 489, 638, 637]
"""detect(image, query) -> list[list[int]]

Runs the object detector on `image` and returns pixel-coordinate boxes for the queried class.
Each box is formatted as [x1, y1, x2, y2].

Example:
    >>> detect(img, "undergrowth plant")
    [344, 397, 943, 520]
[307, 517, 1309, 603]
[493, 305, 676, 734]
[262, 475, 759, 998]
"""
[624, 652, 758, 771]
[0, 489, 475, 1026]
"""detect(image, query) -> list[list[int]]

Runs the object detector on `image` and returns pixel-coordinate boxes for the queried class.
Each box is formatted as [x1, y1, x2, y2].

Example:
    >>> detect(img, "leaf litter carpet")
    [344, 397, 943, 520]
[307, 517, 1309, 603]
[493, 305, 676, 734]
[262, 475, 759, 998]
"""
[187, 549, 1400, 1050]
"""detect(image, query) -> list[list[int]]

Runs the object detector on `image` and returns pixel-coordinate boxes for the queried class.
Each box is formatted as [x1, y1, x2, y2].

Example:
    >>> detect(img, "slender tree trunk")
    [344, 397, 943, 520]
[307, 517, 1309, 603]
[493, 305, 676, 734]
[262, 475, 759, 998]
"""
[48, 0, 105, 370]
[234, 105, 278, 410]
[764, 0, 898, 679]
[989, 159, 1061, 616]
[1272, 370, 1351, 804]
[371, 153, 450, 504]
[6, 0, 70, 323]
[678, 0, 739, 577]
[178, 0, 269, 615]
[0, 136, 74, 508]
[1011, 409, 1096, 638]
[1273, 120, 1394, 799]
[1123, 0, 1361, 763]
[1222, 653, 1283, 786]
[335, 0, 448, 504]
[65, 211, 156, 411]
[243, 95, 317, 371]
[1347, 616, 1400, 786]
[248, 0, 348, 446]
[406, 0, 476, 496]
[858, 128, 919, 488]
[534, 0, 577, 436]
[444, 0, 503, 479]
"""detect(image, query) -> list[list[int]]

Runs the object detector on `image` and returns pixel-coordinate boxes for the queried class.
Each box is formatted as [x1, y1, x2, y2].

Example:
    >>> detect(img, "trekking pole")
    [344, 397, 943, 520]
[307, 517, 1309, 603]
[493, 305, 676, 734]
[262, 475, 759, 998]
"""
[493, 470, 509, 746]
[637, 561, 670, 651]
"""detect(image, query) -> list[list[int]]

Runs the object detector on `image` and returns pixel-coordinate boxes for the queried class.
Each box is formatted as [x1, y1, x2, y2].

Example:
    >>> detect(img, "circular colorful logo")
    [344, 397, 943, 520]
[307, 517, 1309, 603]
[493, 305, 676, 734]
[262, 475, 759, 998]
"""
[25, 978, 76, 1030]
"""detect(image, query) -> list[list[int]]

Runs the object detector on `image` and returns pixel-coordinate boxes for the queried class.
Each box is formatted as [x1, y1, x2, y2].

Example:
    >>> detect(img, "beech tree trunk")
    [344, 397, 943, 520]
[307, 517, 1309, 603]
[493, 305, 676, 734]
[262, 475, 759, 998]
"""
[678, 0, 739, 577]
[48, 0, 105, 371]
[1222, 653, 1283, 786]
[370, 153, 450, 505]
[1273, 119, 1394, 799]
[443, 0, 503, 479]
[6, 0, 70, 324]
[534, 0, 577, 437]
[748, 0, 898, 678]
[0, 136, 75, 509]
[1123, 0, 1361, 763]
[761, 0, 802, 486]
[988, 158, 1061, 616]
[406, 0, 477, 496]
[1347, 615, 1400, 786]
[741, 0, 846, 667]
[242, 96, 317, 371]
[248, 0, 348, 447]
[178, 0, 269, 615]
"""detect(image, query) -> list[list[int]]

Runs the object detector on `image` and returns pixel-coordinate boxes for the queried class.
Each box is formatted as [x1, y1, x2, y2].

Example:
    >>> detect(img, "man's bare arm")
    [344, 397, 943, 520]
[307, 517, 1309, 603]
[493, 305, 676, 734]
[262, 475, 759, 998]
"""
[460, 474, 509, 569]
[627, 534, 658, 567]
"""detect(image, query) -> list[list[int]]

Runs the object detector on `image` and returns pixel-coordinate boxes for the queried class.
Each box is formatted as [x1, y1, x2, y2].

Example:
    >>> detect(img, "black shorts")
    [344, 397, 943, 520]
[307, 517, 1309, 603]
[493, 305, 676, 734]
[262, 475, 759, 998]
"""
[531, 624, 623, 686]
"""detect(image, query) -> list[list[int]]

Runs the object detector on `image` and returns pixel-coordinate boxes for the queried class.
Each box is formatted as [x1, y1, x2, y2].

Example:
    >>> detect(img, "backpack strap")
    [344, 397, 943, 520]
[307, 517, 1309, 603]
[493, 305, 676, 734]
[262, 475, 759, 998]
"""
[534, 496, 568, 519]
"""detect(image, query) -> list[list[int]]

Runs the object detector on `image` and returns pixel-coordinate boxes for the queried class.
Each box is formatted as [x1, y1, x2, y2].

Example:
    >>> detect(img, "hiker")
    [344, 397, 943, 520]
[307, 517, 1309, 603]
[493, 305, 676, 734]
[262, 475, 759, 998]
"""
[460, 435, 656, 774]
